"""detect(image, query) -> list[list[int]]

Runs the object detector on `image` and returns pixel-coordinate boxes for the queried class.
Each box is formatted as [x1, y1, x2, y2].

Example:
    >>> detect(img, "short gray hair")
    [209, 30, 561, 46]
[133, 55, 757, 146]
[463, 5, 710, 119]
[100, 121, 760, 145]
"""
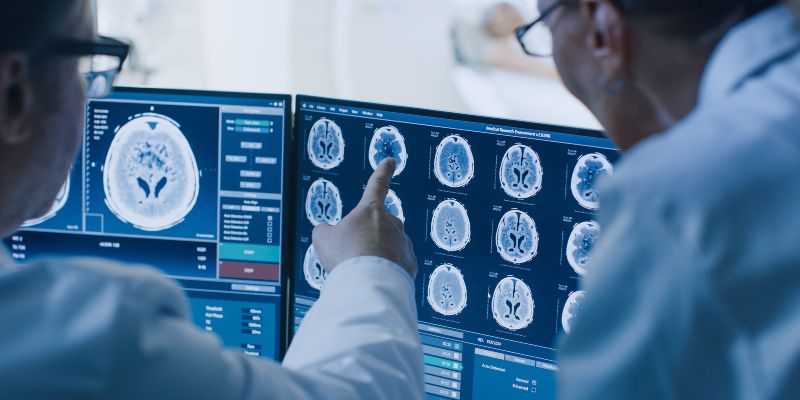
[611, 0, 778, 38]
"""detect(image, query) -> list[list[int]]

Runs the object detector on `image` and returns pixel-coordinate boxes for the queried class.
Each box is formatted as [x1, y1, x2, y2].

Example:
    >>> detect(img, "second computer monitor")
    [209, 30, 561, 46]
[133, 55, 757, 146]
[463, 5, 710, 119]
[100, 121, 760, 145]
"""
[5, 88, 292, 360]
[291, 95, 619, 400]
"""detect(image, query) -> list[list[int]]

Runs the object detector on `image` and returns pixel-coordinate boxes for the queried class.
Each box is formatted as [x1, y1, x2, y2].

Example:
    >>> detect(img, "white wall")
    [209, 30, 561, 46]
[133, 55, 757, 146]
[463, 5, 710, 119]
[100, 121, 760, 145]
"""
[98, 0, 292, 93]
[97, 0, 600, 130]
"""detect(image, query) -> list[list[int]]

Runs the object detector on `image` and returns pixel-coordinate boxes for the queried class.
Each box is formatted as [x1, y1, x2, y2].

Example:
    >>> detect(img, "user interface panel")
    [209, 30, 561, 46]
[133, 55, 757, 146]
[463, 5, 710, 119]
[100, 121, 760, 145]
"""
[3, 88, 291, 360]
[291, 96, 619, 400]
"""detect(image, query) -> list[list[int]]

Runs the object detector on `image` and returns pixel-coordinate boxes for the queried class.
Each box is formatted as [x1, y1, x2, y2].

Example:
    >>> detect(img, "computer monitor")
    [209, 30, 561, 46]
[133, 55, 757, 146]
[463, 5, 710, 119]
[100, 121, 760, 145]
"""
[290, 95, 619, 400]
[3, 87, 292, 360]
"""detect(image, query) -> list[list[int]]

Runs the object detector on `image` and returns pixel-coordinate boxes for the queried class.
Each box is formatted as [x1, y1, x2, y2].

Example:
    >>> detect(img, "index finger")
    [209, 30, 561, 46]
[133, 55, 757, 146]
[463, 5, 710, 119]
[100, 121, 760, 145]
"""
[358, 157, 396, 207]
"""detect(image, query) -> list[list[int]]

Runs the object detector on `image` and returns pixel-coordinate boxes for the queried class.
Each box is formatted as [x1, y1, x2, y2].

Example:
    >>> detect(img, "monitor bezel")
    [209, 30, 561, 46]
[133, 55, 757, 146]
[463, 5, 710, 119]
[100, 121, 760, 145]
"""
[294, 94, 608, 141]
[288, 94, 611, 346]
[111, 86, 294, 360]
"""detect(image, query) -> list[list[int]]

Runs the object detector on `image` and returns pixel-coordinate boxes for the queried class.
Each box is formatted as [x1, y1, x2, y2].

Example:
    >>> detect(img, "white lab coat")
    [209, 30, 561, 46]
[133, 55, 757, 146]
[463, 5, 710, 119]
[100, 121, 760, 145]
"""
[558, 5, 800, 399]
[0, 249, 424, 400]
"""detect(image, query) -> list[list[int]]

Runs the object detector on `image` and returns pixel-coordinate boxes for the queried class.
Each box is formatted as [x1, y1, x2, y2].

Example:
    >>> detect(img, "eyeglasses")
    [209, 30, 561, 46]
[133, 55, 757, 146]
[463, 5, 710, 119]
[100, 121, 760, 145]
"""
[515, 1, 575, 57]
[50, 36, 130, 98]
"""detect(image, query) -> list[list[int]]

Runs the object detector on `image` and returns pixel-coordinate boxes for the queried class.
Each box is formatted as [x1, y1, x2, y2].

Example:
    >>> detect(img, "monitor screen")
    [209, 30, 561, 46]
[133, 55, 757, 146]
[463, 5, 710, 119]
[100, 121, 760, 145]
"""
[291, 96, 619, 400]
[3, 88, 292, 360]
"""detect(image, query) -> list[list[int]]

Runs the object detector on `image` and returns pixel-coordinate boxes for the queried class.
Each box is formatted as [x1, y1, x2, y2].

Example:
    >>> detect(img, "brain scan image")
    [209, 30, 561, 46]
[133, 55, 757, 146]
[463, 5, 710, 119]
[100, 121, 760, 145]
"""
[103, 113, 200, 231]
[307, 118, 345, 170]
[571, 153, 614, 210]
[495, 209, 539, 264]
[305, 178, 343, 226]
[430, 199, 471, 252]
[384, 189, 405, 222]
[499, 144, 543, 199]
[433, 134, 475, 188]
[492, 276, 535, 331]
[561, 290, 587, 334]
[427, 263, 468, 316]
[566, 221, 601, 276]
[303, 244, 327, 291]
[368, 125, 408, 176]
[22, 176, 71, 227]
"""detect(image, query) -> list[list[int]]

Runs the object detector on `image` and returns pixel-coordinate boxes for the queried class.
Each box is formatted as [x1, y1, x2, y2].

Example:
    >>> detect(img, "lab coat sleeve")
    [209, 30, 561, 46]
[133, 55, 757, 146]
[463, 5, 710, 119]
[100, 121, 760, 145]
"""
[108, 256, 423, 400]
[282, 256, 425, 399]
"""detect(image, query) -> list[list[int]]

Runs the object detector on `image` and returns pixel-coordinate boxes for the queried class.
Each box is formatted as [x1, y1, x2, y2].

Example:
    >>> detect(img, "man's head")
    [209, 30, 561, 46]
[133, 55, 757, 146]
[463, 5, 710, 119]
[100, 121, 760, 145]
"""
[0, 0, 94, 237]
[539, 0, 777, 150]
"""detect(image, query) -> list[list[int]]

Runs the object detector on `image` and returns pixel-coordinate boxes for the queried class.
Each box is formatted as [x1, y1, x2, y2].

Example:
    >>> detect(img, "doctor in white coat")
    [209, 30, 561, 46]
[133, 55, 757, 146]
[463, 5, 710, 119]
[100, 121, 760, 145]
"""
[341, 0, 800, 398]
[0, 0, 423, 398]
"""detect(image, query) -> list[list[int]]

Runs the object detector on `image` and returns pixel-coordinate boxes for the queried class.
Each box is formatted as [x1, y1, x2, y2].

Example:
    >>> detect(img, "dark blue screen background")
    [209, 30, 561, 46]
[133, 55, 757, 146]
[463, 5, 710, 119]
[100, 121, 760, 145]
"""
[84, 101, 219, 240]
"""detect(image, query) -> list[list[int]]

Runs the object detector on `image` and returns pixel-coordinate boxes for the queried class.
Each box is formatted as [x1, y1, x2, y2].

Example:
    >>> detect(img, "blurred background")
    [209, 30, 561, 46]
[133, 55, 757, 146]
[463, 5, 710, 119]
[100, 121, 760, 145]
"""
[97, 0, 600, 130]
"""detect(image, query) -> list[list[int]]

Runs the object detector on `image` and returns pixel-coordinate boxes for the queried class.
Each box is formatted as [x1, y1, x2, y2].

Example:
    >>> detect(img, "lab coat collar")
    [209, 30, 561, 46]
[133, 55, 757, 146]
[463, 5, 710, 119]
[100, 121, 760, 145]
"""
[700, 4, 800, 103]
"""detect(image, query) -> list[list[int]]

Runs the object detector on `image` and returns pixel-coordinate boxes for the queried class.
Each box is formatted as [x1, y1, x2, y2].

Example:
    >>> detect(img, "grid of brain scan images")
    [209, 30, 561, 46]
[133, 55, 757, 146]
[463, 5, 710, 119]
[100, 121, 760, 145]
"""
[292, 97, 619, 400]
[5, 89, 291, 361]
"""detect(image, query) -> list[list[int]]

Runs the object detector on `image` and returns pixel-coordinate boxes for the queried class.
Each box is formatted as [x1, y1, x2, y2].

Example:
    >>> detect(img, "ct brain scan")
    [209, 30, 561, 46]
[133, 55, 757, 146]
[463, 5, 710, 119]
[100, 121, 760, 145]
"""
[303, 244, 327, 291]
[434, 134, 475, 188]
[368, 125, 408, 176]
[103, 113, 200, 231]
[492, 276, 535, 331]
[571, 153, 614, 210]
[307, 118, 345, 170]
[384, 189, 405, 222]
[499, 144, 543, 199]
[495, 209, 539, 264]
[22, 176, 71, 227]
[566, 221, 600, 276]
[430, 199, 471, 252]
[561, 290, 586, 334]
[305, 178, 343, 226]
[427, 263, 468, 316]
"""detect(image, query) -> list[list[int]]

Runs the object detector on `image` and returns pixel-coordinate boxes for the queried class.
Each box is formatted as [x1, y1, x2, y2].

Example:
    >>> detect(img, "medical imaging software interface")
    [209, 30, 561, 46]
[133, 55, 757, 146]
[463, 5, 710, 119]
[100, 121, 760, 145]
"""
[3, 89, 290, 360]
[292, 97, 619, 400]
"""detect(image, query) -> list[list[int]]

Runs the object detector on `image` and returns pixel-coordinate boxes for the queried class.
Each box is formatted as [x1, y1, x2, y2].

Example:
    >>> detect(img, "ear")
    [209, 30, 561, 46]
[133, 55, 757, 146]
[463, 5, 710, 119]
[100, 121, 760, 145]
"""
[0, 53, 34, 145]
[579, 0, 627, 80]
